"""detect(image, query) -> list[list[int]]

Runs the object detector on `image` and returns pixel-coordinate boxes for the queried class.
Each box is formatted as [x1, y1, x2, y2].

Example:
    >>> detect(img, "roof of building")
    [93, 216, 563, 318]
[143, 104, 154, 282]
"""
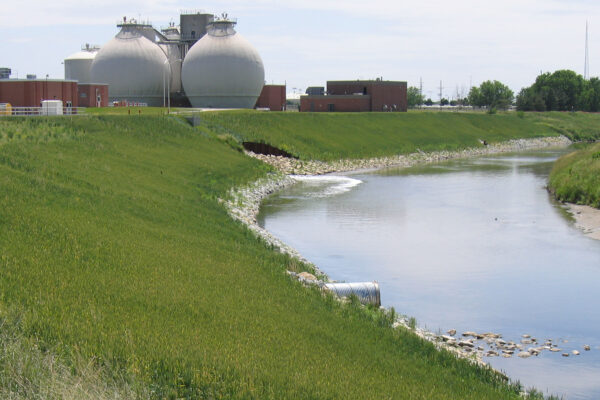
[327, 80, 407, 85]
[0, 79, 79, 83]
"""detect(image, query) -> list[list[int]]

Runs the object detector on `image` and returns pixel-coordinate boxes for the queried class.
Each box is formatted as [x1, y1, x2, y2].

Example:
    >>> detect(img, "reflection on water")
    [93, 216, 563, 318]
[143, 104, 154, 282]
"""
[258, 149, 600, 400]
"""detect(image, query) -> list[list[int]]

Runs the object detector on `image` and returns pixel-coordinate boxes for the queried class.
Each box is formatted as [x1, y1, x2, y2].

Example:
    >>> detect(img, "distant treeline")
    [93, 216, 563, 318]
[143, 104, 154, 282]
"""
[409, 69, 600, 112]
[516, 70, 600, 112]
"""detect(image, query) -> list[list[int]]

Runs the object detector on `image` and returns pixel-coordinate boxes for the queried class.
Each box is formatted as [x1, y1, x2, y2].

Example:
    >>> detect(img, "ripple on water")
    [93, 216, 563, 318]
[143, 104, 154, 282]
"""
[288, 175, 362, 198]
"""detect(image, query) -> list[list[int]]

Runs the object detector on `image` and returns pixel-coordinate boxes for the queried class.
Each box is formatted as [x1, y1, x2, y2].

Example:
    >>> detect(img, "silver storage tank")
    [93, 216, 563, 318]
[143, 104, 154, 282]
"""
[90, 21, 170, 106]
[64, 44, 100, 84]
[181, 18, 265, 108]
[159, 42, 183, 95]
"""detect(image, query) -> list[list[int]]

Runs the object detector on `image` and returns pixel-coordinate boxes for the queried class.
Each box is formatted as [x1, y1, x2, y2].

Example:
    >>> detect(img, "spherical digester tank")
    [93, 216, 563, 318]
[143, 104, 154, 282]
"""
[64, 44, 99, 84]
[90, 23, 170, 106]
[181, 19, 265, 108]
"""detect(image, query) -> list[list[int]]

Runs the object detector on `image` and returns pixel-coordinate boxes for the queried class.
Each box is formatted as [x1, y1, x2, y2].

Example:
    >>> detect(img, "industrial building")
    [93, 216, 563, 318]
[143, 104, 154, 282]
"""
[0, 78, 108, 108]
[77, 84, 109, 107]
[300, 80, 408, 112]
[0, 79, 77, 108]
[65, 12, 265, 109]
[0, 68, 11, 80]
[0, 47, 109, 109]
[255, 85, 286, 111]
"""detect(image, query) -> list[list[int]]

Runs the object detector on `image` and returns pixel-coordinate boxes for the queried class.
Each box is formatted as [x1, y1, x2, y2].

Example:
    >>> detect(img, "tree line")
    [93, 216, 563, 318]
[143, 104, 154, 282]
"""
[408, 70, 600, 112]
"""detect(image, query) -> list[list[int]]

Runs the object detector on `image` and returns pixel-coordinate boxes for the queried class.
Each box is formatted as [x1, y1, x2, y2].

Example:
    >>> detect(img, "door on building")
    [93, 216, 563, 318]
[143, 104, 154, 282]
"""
[328, 103, 335, 112]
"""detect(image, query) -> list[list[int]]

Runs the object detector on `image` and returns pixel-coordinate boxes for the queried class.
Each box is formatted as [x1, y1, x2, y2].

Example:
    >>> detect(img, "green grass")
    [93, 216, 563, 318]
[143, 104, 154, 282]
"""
[0, 305, 147, 399]
[193, 110, 600, 161]
[548, 141, 600, 207]
[83, 107, 177, 116]
[0, 115, 522, 399]
[530, 112, 600, 142]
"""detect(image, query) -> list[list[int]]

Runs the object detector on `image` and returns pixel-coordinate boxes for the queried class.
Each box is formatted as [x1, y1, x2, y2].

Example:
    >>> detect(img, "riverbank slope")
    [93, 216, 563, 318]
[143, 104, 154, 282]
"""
[548, 142, 600, 240]
[195, 110, 600, 161]
[0, 115, 522, 399]
[4, 112, 599, 398]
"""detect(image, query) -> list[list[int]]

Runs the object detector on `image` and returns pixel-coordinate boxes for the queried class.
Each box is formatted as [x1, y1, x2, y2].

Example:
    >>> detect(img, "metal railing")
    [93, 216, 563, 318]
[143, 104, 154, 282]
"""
[0, 107, 87, 116]
[412, 105, 517, 112]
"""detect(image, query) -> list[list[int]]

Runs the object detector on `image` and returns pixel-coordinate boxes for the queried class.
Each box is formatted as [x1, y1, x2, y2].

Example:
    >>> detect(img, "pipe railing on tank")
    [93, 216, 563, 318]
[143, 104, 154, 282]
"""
[179, 9, 208, 15]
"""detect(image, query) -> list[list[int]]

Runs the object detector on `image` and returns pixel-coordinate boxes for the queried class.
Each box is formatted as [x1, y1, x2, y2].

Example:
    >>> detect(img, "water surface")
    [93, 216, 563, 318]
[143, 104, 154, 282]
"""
[258, 149, 600, 399]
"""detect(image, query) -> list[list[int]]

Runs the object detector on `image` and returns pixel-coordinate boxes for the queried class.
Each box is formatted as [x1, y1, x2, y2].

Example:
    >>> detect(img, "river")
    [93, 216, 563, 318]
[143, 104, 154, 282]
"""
[257, 148, 600, 400]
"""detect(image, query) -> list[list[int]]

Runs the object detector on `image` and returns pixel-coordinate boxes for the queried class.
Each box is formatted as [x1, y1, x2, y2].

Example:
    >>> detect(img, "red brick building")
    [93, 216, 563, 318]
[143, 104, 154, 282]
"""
[77, 84, 109, 107]
[300, 80, 407, 112]
[0, 80, 108, 108]
[255, 84, 286, 111]
[300, 95, 371, 112]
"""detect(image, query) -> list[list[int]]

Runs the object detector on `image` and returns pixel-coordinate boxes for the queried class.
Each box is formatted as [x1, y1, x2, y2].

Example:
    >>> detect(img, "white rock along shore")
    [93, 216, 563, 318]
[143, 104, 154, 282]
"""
[246, 136, 572, 176]
[222, 135, 574, 367]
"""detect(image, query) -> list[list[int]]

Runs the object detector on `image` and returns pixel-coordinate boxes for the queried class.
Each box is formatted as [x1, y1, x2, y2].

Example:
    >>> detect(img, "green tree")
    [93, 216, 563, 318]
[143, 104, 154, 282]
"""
[468, 80, 514, 110]
[424, 98, 434, 106]
[516, 87, 546, 111]
[516, 70, 586, 111]
[440, 98, 449, 106]
[578, 77, 600, 112]
[407, 86, 425, 107]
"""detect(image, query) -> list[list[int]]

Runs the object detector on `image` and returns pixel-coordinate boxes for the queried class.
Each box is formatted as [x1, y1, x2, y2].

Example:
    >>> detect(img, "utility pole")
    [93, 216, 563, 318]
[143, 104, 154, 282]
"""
[439, 80, 443, 104]
[419, 77, 423, 97]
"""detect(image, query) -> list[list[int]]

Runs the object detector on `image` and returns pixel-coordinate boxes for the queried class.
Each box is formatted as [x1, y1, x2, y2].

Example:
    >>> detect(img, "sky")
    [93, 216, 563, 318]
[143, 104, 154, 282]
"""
[1, 0, 599, 99]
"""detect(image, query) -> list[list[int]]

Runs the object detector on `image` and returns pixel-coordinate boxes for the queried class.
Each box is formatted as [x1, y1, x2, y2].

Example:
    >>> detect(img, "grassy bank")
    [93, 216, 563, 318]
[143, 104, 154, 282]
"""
[548, 142, 600, 208]
[194, 110, 600, 160]
[0, 115, 525, 399]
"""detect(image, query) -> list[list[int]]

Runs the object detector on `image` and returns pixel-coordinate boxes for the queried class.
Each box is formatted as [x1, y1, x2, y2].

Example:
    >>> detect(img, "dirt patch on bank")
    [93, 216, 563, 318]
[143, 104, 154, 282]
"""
[565, 204, 600, 240]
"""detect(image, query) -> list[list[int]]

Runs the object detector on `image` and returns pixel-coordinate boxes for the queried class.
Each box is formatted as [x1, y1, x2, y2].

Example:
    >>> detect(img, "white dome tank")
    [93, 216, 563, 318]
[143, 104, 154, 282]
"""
[182, 19, 264, 108]
[64, 44, 100, 84]
[90, 22, 170, 106]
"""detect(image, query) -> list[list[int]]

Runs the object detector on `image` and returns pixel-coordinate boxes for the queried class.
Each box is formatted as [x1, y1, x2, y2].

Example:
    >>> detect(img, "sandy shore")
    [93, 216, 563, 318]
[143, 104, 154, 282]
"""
[564, 203, 600, 241]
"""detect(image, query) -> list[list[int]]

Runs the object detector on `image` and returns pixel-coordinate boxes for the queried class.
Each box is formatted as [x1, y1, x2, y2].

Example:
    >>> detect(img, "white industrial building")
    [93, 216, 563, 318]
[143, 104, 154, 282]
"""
[64, 12, 265, 108]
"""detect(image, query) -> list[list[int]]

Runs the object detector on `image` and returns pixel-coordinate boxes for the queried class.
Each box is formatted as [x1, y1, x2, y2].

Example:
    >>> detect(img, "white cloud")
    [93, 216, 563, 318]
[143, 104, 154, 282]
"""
[2, 0, 599, 94]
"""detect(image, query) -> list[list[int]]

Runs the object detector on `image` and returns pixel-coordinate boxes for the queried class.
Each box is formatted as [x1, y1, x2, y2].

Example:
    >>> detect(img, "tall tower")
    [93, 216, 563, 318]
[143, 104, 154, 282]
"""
[179, 11, 214, 58]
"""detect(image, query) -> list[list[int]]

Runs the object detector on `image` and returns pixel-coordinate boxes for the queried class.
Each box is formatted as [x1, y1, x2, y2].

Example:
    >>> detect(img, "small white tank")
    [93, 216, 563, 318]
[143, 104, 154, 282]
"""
[90, 23, 170, 106]
[182, 18, 264, 108]
[64, 44, 100, 84]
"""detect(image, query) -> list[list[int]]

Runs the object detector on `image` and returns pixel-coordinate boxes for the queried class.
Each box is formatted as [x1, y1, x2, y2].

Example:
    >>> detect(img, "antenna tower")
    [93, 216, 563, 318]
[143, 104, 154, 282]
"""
[585, 21, 590, 80]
